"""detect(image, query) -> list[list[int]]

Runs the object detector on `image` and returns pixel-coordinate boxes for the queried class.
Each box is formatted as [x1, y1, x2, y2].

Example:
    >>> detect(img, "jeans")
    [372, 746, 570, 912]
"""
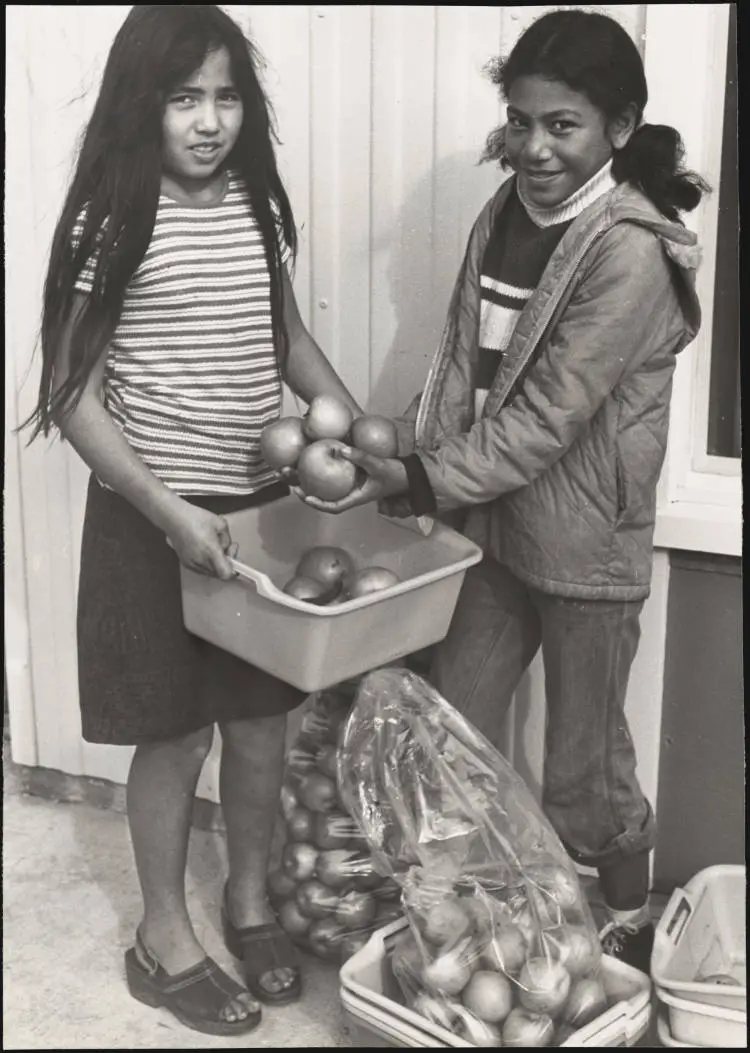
[430, 558, 656, 876]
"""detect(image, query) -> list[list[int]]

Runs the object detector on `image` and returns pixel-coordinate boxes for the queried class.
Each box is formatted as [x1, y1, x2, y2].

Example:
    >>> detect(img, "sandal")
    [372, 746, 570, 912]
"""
[222, 883, 302, 1006]
[124, 930, 262, 1036]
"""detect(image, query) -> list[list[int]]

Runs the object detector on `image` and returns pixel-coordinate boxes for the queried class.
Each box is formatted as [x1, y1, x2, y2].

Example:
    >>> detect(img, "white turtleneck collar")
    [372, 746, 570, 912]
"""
[517, 159, 617, 228]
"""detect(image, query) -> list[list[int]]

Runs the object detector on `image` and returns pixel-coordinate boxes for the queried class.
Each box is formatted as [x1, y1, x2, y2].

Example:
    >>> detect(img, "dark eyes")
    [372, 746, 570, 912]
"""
[506, 115, 577, 133]
[170, 92, 241, 106]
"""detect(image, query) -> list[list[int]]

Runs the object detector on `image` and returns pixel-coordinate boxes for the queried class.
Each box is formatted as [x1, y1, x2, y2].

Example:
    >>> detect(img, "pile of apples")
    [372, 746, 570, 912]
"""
[391, 876, 608, 1047]
[260, 394, 399, 501]
[267, 683, 401, 962]
[282, 544, 400, 607]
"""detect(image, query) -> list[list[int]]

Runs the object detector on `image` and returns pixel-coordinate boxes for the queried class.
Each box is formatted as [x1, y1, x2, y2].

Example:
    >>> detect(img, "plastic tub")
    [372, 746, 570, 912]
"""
[339, 919, 652, 1048]
[656, 1012, 694, 1047]
[656, 986, 747, 1047]
[179, 497, 482, 693]
[651, 865, 746, 1013]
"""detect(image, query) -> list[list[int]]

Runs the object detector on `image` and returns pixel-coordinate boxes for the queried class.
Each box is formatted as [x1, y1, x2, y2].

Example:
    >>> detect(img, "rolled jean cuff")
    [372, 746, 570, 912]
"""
[560, 800, 656, 871]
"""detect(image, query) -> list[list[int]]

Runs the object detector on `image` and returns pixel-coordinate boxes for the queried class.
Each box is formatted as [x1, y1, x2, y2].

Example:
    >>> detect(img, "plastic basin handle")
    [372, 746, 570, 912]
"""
[661, 887, 694, 946]
[228, 558, 278, 600]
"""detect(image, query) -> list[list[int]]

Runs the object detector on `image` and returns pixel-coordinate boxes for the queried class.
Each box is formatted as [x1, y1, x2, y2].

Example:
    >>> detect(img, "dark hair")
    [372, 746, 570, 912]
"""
[24, 4, 296, 440]
[481, 10, 710, 221]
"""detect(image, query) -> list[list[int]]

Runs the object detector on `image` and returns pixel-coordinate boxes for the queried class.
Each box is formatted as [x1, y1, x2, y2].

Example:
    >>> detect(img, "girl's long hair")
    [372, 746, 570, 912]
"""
[481, 9, 710, 220]
[24, 5, 296, 440]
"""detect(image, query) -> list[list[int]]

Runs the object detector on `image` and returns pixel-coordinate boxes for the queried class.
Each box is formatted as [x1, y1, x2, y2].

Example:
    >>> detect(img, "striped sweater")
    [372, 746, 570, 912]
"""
[73, 171, 290, 495]
[476, 160, 616, 418]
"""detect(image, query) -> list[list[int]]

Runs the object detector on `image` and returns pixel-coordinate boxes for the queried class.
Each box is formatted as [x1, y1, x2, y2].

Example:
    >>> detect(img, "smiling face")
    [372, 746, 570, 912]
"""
[161, 46, 243, 198]
[504, 75, 633, 207]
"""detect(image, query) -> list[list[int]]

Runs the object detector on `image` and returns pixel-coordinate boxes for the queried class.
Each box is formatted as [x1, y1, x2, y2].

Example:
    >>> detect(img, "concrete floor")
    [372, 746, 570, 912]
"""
[3, 758, 668, 1050]
[3, 788, 352, 1050]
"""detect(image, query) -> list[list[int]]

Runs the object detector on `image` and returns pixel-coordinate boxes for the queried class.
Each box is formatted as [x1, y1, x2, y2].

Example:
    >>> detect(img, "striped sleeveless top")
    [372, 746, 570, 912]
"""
[73, 172, 290, 495]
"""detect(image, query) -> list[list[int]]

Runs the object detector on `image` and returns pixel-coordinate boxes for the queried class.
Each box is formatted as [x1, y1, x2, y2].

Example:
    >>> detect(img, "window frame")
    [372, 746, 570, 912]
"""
[644, 3, 741, 556]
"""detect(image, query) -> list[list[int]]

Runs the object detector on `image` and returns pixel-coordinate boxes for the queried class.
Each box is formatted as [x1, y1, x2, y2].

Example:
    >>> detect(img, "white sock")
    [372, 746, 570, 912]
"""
[607, 903, 651, 929]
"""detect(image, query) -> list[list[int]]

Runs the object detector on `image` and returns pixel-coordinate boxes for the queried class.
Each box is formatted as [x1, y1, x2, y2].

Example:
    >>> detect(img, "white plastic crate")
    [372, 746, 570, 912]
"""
[339, 919, 652, 1048]
[656, 987, 747, 1047]
[179, 497, 482, 693]
[651, 865, 746, 1013]
[656, 1012, 693, 1047]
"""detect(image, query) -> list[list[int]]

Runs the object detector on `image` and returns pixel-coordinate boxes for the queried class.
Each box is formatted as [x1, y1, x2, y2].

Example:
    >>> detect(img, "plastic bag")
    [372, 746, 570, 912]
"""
[267, 677, 402, 963]
[338, 668, 607, 1047]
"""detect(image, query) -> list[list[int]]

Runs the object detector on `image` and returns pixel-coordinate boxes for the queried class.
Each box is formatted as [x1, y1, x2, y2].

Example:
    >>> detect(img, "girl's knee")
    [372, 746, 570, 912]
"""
[220, 713, 286, 753]
[139, 725, 214, 762]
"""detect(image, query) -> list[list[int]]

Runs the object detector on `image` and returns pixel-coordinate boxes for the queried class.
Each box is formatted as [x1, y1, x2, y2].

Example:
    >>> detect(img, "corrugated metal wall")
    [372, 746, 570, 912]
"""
[5, 5, 645, 791]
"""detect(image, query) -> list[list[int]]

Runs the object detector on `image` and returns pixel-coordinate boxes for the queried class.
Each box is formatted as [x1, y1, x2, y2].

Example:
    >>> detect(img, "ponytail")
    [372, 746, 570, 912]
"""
[612, 124, 710, 221]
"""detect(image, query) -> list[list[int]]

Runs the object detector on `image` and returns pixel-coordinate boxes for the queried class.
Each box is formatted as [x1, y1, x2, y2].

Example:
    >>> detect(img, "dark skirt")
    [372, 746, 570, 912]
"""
[77, 476, 306, 745]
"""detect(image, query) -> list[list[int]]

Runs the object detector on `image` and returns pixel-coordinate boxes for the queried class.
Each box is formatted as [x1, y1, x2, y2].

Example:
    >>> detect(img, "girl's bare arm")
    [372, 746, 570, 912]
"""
[280, 266, 363, 417]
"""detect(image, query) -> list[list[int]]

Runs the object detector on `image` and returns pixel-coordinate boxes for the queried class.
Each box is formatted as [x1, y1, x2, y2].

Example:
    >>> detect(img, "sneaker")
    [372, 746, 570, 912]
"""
[599, 919, 654, 975]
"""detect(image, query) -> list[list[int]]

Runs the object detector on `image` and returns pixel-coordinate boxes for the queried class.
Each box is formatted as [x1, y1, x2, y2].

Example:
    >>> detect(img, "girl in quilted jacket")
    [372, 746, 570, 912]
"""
[299, 10, 709, 974]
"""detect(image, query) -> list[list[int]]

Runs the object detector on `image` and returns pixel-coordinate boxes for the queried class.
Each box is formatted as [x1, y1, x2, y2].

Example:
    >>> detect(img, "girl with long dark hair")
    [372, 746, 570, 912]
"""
[24, 5, 361, 1035]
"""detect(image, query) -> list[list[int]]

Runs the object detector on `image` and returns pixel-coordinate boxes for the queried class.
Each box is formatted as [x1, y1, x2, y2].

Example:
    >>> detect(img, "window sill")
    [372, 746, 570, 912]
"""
[654, 500, 742, 557]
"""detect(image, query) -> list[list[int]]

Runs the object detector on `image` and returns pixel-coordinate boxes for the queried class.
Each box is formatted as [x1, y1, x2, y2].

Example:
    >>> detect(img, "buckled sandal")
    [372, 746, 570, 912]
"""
[124, 930, 262, 1036]
[222, 883, 302, 1006]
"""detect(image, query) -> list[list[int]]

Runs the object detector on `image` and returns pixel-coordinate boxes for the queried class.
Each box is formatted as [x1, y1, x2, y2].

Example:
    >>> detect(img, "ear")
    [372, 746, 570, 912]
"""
[608, 103, 639, 151]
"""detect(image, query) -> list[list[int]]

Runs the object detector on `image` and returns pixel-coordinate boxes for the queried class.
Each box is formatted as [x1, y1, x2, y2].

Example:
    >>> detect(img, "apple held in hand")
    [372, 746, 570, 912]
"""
[296, 546, 355, 590]
[303, 395, 354, 442]
[350, 414, 399, 458]
[297, 439, 357, 501]
[260, 416, 308, 469]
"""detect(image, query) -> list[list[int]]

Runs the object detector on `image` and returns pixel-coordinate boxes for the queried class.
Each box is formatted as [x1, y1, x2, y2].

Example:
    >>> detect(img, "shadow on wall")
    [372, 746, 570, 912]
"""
[369, 150, 507, 417]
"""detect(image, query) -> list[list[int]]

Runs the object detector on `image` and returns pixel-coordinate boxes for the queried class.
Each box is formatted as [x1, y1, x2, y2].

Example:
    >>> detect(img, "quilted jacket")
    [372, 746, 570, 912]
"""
[398, 178, 702, 600]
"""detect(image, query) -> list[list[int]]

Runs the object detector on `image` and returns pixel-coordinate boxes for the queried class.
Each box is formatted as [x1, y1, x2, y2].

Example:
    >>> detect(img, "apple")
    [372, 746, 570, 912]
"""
[335, 890, 377, 930]
[462, 969, 514, 1024]
[340, 931, 372, 962]
[502, 1006, 555, 1047]
[453, 1005, 504, 1046]
[282, 574, 341, 605]
[423, 899, 473, 947]
[347, 566, 400, 599]
[260, 416, 308, 468]
[298, 771, 338, 813]
[278, 898, 313, 939]
[350, 414, 399, 458]
[316, 744, 339, 780]
[481, 923, 527, 975]
[297, 439, 357, 501]
[546, 928, 598, 979]
[313, 812, 359, 850]
[561, 977, 607, 1029]
[412, 992, 459, 1031]
[424, 945, 474, 997]
[282, 841, 319, 883]
[308, 917, 347, 960]
[295, 879, 340, 920]
[287, 806, 315, 842]
[267, 868, 298, 904]
[518, 958, 571, 1017]
[296, 546, 354, 589]
[316, 848, 375, 889]
[302, 395, 354, 442]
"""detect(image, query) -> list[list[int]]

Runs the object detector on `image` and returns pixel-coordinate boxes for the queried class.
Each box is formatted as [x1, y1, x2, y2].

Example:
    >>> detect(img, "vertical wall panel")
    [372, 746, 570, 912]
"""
[7, 5, 655, 801]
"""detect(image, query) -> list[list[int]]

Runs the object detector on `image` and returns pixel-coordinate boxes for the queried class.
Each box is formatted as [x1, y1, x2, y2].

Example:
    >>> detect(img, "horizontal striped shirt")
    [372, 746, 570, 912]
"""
[73, 172, 290, 495]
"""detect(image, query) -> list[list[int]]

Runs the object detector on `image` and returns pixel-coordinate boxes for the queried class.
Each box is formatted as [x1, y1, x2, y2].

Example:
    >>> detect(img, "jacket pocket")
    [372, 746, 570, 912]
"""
[615, 445, 627, 520]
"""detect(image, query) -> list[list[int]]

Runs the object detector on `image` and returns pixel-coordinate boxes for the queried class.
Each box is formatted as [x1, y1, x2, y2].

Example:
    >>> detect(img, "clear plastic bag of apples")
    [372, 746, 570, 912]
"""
[336, 667, 609, 1048]
[267, 677, 402, 964]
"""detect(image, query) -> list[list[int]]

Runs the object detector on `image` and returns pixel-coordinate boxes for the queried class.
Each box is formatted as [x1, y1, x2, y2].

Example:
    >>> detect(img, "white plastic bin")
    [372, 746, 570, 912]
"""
[656, 987, 747, 1047]
[179, 497, 482, 693]
[656, 1012, 694, 1047]
[651, 865, 746, 1013]
[339, 919, 652, 1048]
